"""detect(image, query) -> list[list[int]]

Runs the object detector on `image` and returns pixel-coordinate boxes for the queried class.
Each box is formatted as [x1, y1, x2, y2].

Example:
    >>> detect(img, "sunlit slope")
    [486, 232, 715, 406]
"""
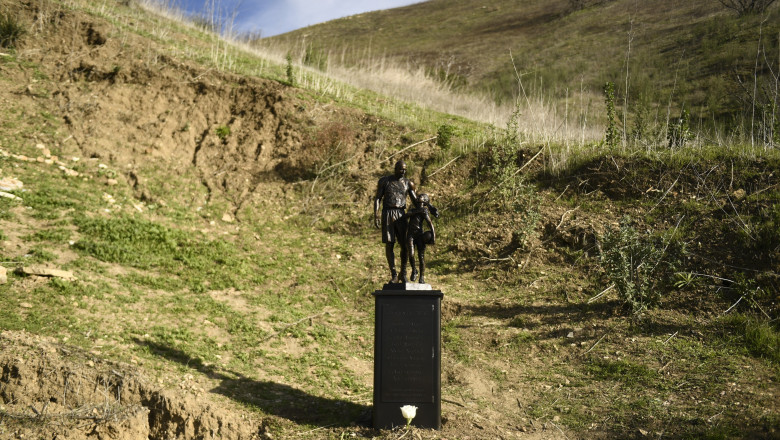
[266, 0, 779, 122]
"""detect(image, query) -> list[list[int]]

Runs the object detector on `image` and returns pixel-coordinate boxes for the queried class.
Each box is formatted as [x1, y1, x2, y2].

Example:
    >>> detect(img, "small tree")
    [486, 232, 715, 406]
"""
[718, 0, 777, 15]
[285, 52, 295, 86]
[436, 124, 456, 150]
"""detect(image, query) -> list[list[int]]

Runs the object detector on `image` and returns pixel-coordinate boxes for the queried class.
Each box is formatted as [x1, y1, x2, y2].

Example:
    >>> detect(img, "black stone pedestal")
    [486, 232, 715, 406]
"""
[372, 283, 442, 430]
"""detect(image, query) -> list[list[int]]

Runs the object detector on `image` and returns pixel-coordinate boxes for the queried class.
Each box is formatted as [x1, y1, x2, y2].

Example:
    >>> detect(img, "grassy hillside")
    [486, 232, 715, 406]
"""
[0, 0, 778, 439]
[265, 0, 780, 137]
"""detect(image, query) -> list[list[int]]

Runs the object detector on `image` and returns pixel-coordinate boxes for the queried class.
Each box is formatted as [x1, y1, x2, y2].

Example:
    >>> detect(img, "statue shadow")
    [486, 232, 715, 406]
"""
[133, 338, 371, 427]
[461, 300, 702, 341]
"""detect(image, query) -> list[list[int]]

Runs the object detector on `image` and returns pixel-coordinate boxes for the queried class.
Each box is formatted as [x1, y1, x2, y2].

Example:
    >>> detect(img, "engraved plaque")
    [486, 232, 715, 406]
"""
[380, 302, 434, 402]
[373, 289, 442, 430]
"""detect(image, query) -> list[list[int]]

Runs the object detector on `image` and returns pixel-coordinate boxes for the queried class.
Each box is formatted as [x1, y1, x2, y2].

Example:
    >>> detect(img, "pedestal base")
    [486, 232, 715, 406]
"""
[372, 286, 442, 430]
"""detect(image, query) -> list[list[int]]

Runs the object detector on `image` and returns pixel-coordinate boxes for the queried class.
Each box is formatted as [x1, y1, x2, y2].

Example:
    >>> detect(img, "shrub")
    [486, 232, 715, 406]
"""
[667, 109, 692, 148]
[303, 45, 328, 72]
[286, 52, 295, 86]
[436, 124, 456, 150]
[0, 13, 25, 49]
[599, 217, 684, 315]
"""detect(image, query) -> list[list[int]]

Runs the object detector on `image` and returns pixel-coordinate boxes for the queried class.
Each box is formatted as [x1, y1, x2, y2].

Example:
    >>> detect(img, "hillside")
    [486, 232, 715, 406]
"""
[266, 0, 780, 129]
[0, 0, 779, 439]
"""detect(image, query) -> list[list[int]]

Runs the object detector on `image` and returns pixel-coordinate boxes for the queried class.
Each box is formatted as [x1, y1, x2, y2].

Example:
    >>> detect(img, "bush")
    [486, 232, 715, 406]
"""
[599, 217, 684, 315]
[667, 109, 692, 148]
[286, 52, 295, 86]
[436, 124, 456, 150]
[303, 45, 328, 71]
[0, 13, 25, 49]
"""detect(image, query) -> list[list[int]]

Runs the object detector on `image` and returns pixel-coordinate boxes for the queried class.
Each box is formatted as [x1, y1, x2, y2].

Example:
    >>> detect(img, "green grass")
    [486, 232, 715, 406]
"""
[720, 313, 780, 364]
[73, 215, 256, 292]
[586, 358, 659, 386]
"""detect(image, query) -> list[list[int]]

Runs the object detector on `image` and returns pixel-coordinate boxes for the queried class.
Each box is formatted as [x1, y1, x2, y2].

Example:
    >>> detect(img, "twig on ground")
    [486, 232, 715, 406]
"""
[443, 398, 466, 408]
[426, 155, 461, 179]
[663, 331, 678, 345]
[481, 256, 516, 264]
[383, 137, 436, 163]
[261, 311, 331, 342]
[542, 207, 580, 244]
[649, 175, 679, 212]
[587, 284, 614, 304]
[184, 68, 213, 83]
[296, 423, 337, 436]
[584, 332, 609, 355]
[708, 410, 724, 423]
[554, 184, 570, 202]
[748, 293, 772, 320]
[723, 296, 744, 315]
[547, 420, 571, 440]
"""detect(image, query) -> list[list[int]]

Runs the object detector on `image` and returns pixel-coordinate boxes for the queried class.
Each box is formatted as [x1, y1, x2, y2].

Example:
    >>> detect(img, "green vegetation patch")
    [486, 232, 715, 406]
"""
[586, 358, 660, 386]
[720, 313, 780, 364]
[73, 215, 254, 291]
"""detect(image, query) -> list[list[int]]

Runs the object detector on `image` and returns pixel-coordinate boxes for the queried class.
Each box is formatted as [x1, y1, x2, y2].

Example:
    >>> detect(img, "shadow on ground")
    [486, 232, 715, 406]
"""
[133, 338, 371, 427]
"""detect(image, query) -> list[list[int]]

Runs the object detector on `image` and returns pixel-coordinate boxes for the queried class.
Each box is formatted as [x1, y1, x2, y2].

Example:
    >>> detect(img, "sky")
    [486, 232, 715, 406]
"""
[174, 0, 424, 37]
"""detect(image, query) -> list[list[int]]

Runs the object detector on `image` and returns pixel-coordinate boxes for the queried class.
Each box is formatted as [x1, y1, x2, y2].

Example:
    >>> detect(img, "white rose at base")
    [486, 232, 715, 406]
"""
[400, 405, 417, 425]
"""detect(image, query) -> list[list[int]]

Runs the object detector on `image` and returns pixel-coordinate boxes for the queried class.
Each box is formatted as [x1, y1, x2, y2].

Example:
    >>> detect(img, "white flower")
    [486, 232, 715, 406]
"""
[400, 405, 417, 426]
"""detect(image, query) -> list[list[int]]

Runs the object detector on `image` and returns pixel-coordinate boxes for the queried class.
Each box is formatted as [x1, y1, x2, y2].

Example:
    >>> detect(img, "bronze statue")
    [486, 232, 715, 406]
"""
[374, 160, 439, 284]
[401, 193, 435, 284]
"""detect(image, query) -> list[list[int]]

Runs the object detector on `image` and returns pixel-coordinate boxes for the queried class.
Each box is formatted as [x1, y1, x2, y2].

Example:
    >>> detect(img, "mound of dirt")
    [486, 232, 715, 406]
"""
[5, 0, 405, 218]
[0, 330, 261, 440]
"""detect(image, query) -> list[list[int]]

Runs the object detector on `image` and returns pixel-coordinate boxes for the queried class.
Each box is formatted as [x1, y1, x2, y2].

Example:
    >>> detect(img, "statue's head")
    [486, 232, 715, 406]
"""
[394, 160, 407, 178]
[418, 193, 430, 206]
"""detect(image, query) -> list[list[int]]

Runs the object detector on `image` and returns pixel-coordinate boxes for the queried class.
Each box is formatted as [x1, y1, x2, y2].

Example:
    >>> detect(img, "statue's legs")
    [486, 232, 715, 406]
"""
[417, 231, 432, 284]
[407, 236, 417, 281]
[399, 243, 408, 283]
[385, 242, 398, 283]
[417, 243, 426, 284]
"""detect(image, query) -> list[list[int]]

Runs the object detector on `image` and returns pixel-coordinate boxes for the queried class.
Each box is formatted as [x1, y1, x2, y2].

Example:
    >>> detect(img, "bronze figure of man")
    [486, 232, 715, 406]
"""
[374, 160, 439, 283]
[374, 160, 416, 283]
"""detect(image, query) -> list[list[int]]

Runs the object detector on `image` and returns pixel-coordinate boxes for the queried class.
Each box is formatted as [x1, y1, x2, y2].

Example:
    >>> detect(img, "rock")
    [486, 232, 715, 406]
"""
[566, 332, 574, 338]
[222, 212, 234, 223]
[0, 266, 6, 284]
[18, 266, 77, 281]
[59, 166, 79, 177]
[0, 177, 23, 191]
[106, 178, 118, 186]
[20, 302, 32, 308]
[0, 191, 21, 201]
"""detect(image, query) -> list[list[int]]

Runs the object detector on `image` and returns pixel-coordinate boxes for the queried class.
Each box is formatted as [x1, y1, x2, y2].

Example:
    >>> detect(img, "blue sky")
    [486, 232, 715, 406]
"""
[172, 0, 424, 37]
